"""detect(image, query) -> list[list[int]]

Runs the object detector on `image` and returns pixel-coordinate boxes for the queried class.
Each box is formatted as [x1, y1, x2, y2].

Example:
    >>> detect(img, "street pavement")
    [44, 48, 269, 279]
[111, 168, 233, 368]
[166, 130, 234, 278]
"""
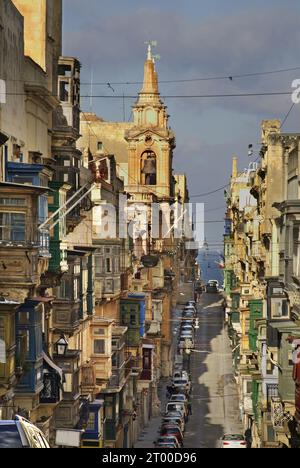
[135, 284, 243, 449]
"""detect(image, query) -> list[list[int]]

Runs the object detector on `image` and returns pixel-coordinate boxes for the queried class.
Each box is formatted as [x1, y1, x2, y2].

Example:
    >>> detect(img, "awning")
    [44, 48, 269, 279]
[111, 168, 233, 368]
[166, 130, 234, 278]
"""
[67, 249, 89, 257]
[0, 182, 53, 193]
[42, 351, 63, 380]
[269, 321, 300, 332]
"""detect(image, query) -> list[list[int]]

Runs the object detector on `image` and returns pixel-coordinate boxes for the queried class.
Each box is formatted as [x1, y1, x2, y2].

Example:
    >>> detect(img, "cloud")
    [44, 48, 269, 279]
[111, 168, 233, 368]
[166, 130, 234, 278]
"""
[62, 2, 300, 242]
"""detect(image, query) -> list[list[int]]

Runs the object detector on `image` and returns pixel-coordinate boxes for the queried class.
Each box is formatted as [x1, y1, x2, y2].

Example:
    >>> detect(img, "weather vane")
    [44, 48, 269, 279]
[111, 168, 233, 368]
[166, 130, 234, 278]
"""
[144, 40, 160, 62]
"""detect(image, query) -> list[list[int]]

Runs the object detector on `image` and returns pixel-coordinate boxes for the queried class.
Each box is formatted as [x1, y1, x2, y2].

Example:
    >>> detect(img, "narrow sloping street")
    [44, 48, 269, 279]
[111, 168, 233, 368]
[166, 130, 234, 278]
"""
[135, 287, 242, 448]
[184, 292, 242, 448]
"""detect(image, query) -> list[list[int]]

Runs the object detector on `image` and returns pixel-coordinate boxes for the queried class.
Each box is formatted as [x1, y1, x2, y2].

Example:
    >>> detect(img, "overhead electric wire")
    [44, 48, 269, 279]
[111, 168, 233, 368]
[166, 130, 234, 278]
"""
[78, 65, 300, 86]
[4, 64, 300, 87]
[281, 102, 296, 128]
[189, 183, 229, 199]
[3, 90, 293, 99]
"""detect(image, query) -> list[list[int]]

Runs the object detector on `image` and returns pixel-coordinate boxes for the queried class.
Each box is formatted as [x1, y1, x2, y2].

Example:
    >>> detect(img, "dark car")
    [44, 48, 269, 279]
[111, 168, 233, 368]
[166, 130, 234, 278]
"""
[0, 416, 50, 448]
[206, 283, 218, 293]
[154, 436, 180, 448]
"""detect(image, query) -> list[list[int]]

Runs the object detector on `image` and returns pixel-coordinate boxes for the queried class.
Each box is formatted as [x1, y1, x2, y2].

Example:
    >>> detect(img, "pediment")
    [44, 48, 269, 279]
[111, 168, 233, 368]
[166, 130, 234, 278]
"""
[125, 127, 174, 142]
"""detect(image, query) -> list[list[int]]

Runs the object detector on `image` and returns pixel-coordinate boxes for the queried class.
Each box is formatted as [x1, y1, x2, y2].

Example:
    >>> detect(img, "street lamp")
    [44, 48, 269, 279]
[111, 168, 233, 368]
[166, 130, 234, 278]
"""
[55, 334, 69, 356]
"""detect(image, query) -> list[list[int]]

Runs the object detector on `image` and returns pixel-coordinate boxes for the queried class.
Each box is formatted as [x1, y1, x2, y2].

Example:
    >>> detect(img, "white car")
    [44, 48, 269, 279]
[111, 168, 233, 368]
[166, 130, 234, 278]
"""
[179, 336, 194, 348]
[172, 370, 189, 381]
[221, 434, 247, 449]
[165, 402, 187, 419]
[178, 337, 194, 349]
[186, 301, 196, 307]
[173, 378, 191, 393]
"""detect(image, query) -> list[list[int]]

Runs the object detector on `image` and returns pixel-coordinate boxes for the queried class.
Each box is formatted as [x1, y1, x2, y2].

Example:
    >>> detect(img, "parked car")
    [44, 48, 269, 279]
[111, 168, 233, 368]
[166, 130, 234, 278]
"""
[165, 410, 185, 421]
[165, 402, 187, 418]
[178, 336, 194, 350]
[182, 312, 195, 321]
[184, 305, 196, 313]
[166, 402, 188, 421]
[162, 416, 185, 433]
[181, 324, 194, 332]
[180, 329, 193, 337]
[154, 436, 180, 448]
[186, 301, 196, 307]
[160, 425, 184, 446]
[208, 280, 219, 288]
[155, 442, 177, 448]
[170, 394, 188, 405]
[181, 318, 194, 326]
[172, 371, 189, 381]
[221, 434, 247, 449]
[173, 378, 191, 394]
[206, 282, 218, 293]
[179, 337, 194, 349]
[0, 416, 50, 448]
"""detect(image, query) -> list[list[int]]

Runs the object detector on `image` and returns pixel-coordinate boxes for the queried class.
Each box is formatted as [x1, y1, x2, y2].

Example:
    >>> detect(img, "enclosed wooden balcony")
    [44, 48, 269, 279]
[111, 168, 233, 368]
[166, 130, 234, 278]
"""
[52, 300, 80, 333]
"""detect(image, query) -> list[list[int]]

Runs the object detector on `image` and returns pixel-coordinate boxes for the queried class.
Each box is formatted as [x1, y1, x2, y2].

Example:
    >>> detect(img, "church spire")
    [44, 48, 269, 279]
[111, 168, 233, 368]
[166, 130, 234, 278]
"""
[139, 41, 159, 97]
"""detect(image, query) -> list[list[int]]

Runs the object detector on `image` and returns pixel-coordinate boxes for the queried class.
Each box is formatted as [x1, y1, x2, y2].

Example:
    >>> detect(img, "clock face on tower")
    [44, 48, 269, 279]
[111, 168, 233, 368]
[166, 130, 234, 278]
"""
[145, 108, 157, 125]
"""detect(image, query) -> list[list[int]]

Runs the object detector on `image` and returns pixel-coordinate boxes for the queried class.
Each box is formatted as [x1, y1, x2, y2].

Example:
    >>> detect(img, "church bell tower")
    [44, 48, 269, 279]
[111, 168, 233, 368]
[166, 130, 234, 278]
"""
[125, 43, 176, 200]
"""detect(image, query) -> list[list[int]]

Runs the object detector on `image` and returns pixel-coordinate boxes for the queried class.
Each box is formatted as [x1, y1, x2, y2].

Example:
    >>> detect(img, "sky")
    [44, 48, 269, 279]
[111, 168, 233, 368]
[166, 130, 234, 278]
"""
[63, 0, 300, 249]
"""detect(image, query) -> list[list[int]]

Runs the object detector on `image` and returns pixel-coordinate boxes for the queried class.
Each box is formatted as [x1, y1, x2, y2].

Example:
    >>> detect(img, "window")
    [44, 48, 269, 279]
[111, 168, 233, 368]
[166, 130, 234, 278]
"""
[105, 398, 114, 420]
[0, 425, 23, 448]
[59, 80, 70, 102]
[97, 142, 103, 152]
[271, 298, 288, 319]
[95, 257, 104, 275]
[74, 277, 80, 300]
[293, 226, 300, 277]
[59, 278, 72, 299]
[0, 199, 25, 206]
[112, 353, 117, 368]
[94, 339, 105, 354]
[11, 176, 33, 185]
[130, 314, 136, 326]
[63, 374, 73, 393]
[86, 413, 95, 430]
[114, 257, 120, 273]
[106, 258, 112, 273]
[246, 381, 252, 395]
[0, 212, 26, 242]
[105, 279, 113, 293]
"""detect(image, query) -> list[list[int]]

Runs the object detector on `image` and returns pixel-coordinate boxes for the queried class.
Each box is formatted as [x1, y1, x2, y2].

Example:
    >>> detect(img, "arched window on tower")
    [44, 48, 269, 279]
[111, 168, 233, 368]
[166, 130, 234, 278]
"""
[141, 151, 157, 186]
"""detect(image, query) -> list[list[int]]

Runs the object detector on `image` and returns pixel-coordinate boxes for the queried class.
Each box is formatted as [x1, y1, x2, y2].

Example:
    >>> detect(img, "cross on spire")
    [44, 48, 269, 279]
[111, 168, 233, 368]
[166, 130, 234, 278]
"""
[144, 40, 157, 61]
